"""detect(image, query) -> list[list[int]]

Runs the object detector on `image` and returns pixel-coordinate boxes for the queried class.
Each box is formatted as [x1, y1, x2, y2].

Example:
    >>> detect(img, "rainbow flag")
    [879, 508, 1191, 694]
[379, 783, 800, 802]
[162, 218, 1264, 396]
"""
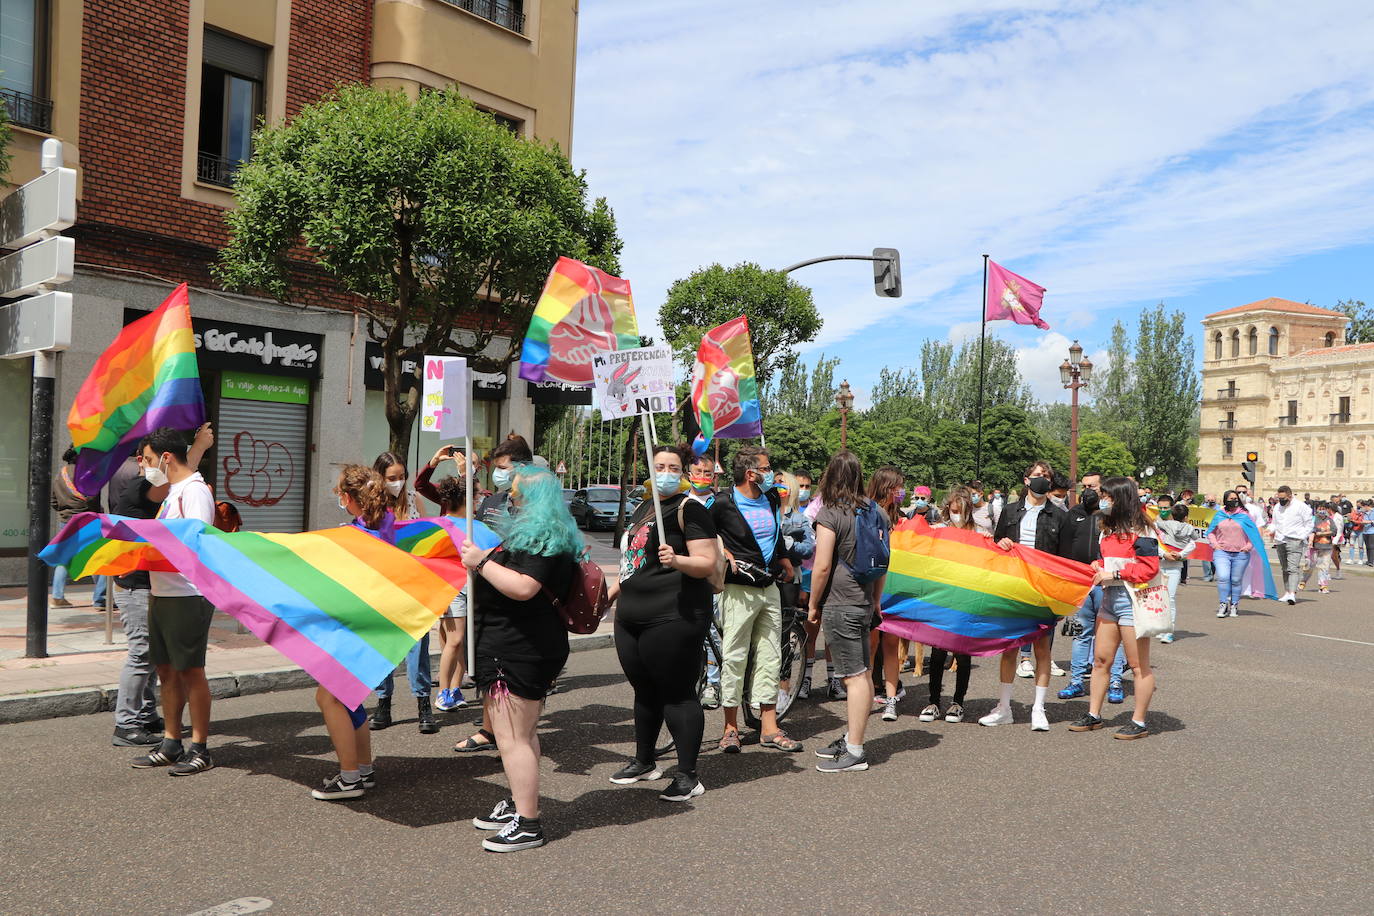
[68, 283, 205, 494]
[690, 315, 762, 456]
[518, 257, 639, 386]
[879, 522, 1094, 655]
[39, 513, 500, 708]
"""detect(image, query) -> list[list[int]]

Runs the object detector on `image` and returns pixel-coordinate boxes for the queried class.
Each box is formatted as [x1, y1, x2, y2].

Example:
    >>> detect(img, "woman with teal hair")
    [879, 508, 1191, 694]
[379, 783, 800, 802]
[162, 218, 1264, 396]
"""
[460, 465, 581, 853]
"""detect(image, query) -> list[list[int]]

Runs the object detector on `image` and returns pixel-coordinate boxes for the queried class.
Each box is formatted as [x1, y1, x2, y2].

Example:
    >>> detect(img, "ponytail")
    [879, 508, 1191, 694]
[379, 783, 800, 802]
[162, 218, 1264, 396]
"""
[338, 464, 389, 529]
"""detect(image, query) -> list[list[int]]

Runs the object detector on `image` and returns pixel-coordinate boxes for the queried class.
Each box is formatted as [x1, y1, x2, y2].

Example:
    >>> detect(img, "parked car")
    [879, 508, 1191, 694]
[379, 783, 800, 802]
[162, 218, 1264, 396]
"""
[569, 486, 626, 530]
[562, 488, 577, 508]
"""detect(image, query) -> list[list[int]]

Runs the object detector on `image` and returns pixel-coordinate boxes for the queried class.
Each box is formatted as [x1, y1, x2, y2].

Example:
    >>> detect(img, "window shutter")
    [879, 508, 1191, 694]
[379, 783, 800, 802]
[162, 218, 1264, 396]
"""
[203, 29, 267, 81]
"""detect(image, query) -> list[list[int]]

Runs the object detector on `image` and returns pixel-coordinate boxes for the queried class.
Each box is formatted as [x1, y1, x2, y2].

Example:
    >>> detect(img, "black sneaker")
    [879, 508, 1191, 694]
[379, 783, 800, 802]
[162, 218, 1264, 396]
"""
[482, 815, 546, 852]
[609, 759, 662, 785]
[131, 744, 183, 768]
[169, 748, 214, 776]
[112, 726, 161, 747]
[1114, 721, 1150, 740]
[312, 773, 365, 800]
[659, 772, 705, 802]
[472, 797, 518, 830]
[814, 736, 846, 760]
[1068, 714, 1105, 732]
[361, 770, 377, 789]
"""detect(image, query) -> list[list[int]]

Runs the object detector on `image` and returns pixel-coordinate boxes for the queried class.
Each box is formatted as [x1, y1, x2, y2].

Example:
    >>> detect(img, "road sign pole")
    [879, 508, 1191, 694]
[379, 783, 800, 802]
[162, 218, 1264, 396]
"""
[26, 350, 55, 658]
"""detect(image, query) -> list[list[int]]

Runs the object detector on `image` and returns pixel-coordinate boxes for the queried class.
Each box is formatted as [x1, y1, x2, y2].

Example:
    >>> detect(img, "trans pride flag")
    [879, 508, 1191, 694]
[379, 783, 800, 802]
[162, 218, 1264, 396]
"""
[40, 514, 500, 708]
[518, 257, 640, 386]
[879, 521, 1094, 655]
[690, 316, 762, 456]
[68, 283, 205, 493]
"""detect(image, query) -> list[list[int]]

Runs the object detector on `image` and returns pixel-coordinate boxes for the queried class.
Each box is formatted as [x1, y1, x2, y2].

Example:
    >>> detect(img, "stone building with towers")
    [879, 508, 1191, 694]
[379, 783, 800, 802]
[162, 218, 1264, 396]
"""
[1199, 297, 1374, 499]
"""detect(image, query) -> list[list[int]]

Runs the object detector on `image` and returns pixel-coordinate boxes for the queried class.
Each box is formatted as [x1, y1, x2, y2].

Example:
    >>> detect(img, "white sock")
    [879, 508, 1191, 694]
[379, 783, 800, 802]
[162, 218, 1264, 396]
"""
[1133, 719, 1146, 728]
[341, 769, 360, 783]
[1033, 686, 1048, 710]
[842, 733, 864, 756]
[998, 682, 1014, 709]
[358, 762, 374, 776]
[805, 658, 815, 675]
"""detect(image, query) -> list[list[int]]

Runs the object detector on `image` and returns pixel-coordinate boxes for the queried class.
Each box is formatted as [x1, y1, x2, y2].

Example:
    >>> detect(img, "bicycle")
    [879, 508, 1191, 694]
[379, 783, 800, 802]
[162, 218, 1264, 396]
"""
[697, 587, 808, 728]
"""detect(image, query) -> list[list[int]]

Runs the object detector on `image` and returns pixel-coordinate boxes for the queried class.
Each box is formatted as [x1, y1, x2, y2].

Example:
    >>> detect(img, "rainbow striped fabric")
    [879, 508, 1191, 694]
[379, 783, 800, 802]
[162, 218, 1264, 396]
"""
[690, 316, 762, 456]
[518, 256, 639, 386]
[40, 514, 500, 708]
[68, 283, 206, 494]
[879, 523, 1095, 656]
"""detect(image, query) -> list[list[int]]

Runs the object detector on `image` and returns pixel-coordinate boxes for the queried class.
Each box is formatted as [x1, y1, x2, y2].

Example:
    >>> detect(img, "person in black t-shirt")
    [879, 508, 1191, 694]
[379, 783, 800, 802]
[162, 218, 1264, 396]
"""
[605, 444, 720, 803]
[461, 466, 578, 853]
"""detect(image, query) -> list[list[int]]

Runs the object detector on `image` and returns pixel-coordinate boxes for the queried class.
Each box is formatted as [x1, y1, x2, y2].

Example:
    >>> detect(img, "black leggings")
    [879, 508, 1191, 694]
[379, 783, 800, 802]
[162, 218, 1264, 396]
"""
[614, 613, 710, 777]
[927, 648, 971, 705]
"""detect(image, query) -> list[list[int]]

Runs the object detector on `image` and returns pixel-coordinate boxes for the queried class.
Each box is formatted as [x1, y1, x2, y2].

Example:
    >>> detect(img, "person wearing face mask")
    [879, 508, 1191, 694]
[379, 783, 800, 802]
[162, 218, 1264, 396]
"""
[985, 461, 1075, 731]
[1204, 489, 1275, 618]
[368, 450, 436, 735]
[968, 480, 996, 535]
[1015, 471, 1072, 678]
[869, 466, 915, 719]
[477, 436, 534, 526]
[776, 473, 816, 697]
[1301, 502, 1340, 594]
[1058, 473, 1129, 701]
[1265, 485, 1312, 605]
[683, 453, 724, 709]
[604, 444, 721, 802]
[906, 485, 942, 525]
[1152, 496, 1199, 644]
[917, 486, 976, 724]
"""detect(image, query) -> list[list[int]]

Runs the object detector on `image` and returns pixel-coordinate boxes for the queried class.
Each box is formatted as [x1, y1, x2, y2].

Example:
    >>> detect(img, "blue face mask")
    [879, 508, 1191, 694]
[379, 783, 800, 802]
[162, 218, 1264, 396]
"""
[1100, 498, 1114, 513]
[756, 469, 775, 491]
[491, 467, 513, 491]
[654, 471, 682, 497]
[972, 493, 983, 505]
[913, 498, 928, 510]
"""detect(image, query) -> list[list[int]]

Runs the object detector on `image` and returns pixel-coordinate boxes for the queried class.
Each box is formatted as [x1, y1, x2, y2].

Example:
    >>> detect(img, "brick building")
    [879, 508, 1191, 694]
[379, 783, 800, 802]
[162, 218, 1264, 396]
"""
[1, 0, 579, 577]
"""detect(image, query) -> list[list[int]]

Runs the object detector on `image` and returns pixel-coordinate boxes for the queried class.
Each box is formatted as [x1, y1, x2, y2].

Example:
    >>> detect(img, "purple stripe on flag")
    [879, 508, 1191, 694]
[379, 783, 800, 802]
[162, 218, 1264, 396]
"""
[878, 617, 1053, 657]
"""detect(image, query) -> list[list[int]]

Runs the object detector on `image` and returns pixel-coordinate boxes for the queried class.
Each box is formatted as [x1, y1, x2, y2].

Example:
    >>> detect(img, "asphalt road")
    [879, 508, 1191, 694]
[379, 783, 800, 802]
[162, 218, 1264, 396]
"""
[4, 568, 1373, 915]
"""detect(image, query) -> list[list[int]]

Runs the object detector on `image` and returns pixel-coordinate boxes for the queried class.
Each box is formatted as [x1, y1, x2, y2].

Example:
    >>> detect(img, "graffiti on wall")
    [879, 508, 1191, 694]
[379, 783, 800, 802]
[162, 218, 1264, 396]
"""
[223, 432, 295, 507]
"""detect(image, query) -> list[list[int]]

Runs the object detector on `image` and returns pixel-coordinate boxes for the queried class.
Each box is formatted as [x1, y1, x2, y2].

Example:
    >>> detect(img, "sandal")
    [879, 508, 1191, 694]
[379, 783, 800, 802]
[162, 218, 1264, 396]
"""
[718, 731, 741, 754]
[453, 728, 497, 753]
[759, 731, 803, 753]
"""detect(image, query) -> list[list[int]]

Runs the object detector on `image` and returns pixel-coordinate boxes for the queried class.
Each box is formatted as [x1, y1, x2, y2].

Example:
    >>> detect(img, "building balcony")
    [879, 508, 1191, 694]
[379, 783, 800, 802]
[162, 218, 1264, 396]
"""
[1275, 416, 1298, 426]
[1217, 419, 1237, 430]
[0, 87, 54, 133]
[1216, 387, 1239, 399]
[436, 0, 525, 33]
[1330, 413, 1352, 425]
[197, 152, 241, 188]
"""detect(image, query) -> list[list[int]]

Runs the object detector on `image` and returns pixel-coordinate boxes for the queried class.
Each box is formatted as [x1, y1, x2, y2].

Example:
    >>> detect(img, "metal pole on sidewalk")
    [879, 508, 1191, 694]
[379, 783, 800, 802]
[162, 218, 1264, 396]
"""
[104, 581, 114, 645]
[26, 350, 55, 658]
[974, 254, 989, 479]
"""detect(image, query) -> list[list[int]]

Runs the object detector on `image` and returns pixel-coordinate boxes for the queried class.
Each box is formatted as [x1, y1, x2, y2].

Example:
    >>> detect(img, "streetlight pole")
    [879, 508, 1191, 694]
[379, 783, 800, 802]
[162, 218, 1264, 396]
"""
[836, 380, 855, 450]
[1059, 341, 1093, 498]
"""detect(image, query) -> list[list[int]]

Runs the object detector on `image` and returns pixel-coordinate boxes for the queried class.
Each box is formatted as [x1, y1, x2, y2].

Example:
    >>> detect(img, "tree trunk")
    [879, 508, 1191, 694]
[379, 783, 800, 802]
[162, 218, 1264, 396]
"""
[382, 337, 419, 461]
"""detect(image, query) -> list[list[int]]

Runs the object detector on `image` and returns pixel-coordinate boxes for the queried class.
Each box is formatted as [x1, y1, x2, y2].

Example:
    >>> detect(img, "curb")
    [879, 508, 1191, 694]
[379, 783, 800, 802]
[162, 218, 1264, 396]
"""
[0, 632, 615, 726]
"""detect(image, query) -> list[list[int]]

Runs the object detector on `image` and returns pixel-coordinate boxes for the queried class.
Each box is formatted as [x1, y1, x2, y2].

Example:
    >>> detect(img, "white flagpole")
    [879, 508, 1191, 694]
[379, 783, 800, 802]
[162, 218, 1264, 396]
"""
[463, 366, 476, 681]
[641, 413, 665, 535]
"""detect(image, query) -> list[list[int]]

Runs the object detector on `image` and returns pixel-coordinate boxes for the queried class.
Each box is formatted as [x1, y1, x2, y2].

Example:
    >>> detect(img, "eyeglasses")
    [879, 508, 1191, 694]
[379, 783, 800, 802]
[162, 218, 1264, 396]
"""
[755, 465, 773, 473]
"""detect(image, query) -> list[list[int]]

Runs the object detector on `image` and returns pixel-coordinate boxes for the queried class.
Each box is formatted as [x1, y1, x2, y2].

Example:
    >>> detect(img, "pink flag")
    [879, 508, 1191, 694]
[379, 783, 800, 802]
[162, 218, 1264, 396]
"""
[985, 260, 1049, 330]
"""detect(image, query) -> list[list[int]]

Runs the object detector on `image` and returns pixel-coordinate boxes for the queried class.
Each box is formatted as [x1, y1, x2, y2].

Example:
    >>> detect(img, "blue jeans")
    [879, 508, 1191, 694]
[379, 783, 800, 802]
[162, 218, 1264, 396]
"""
[376, 634, 432, 698]
[1201, 560, 1215, 580]
[1213, 550, 1250, 605]
[1069, 586, 1126, 685]
[52, 567, 107, 605]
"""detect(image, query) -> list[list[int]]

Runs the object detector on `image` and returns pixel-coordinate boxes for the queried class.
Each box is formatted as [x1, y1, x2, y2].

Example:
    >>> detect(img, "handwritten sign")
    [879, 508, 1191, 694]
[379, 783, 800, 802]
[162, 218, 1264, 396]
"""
[591, 346, 675, 421]
[421, 355, 469, 440]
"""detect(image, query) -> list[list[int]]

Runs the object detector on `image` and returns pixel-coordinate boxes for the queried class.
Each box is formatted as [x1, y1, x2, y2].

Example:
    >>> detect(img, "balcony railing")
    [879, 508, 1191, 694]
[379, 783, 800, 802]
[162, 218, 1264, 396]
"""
[1217, 419, 1237, 430]
[197, 152, 241, 188]
[1216, 388, 1239, 399]
[1275, 415, 1298, 426]
[439, 0, 525, 32]
[0, 87, 54, 133]
[1330, 413, 1351, 425]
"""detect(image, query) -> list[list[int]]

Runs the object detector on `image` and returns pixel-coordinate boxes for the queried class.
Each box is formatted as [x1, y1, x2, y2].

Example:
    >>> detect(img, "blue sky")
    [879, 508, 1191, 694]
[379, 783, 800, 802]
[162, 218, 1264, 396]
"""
[571, 1, 1374, 406]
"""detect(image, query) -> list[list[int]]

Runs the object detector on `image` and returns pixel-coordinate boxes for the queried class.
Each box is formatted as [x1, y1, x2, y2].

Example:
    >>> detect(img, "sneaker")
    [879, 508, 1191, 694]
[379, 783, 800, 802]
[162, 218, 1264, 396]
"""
[1016, 657, 1034, 678]
[1159, 633, 1175, 644]
[816, 749, 869, 772]
[979, 706, 1013, 727]
[482, 815, 546, 853]
[827, 677, 847, 700]
[472, 797, 518, 830]
[169, 747, 214, 776]
[1068, 713, 1104, 732]
[881, 696, 898, 722]
[918, 703, 940, 722]
[609, 760, 662, 785]
[1057, 681, 1087, 700]
[49, 596, 73, 608]
[815, 736, 846, 760]
[1285, 592, 1297, 606]
[872, 685, 906, 706]
[798, 676, 811, 700]
[1050, 661, 1067, 677]
[112, 726, 161, 747]
[312, 773, 365, 800]
[1298, 581, 1306, 591]
[1217, 603, 1229, 618]
[659, 772, 705, 802]
[130, 744, 183, 768]
[700, 683, 721, 710]
[1030, 706, 1049, 731]
[944, 703, 965, 723]
[1228, 602, 1239, 617]
[360, 770, 377, 789]
[1114, 721, 1150, 740]
[1319, 585, 1330, 594]
[460, 675, 476, 689]
[451, 688, 468, 709]
[434, 688, 457, 712]
[900, 656, 916, 673]
[1107, 681, 1125, 704]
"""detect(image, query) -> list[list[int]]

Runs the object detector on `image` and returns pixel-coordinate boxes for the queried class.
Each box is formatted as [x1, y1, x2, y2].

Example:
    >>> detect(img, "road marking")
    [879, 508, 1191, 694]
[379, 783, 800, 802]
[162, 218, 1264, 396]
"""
[1296, 633, 1374, 647]
[186, 899, 272, 916]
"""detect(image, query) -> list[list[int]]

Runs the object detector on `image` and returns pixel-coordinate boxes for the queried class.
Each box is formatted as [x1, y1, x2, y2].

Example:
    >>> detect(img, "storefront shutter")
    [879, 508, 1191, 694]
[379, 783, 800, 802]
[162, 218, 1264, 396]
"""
[216, 397, 310, 533]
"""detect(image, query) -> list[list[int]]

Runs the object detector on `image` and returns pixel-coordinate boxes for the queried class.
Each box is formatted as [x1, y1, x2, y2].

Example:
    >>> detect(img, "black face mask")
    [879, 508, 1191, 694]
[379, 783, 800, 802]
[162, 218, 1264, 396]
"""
[1224, 499, 1240, 511]
[1279, 498, 1290, 506]
[1026, 477, 1052, 496]
[1079, 488, 1100, 513]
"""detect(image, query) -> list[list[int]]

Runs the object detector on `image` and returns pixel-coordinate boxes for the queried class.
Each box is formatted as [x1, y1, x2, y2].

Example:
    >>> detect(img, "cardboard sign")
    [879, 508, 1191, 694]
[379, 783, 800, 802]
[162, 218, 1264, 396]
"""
[591, 346, 675, 420]
[421, 355, 469, 441]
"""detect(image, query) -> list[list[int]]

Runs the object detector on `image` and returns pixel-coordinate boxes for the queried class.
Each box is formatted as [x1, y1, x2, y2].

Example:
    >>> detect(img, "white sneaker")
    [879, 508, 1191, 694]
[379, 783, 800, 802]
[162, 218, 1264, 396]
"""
[1228, 602, 1239, 618]
[1217, 604, 1228, 618]
[1283, 592, 1296, 606]
[881, 697, 898, 722]
[1050, 661, 1067, 677]
[918, 703, 940, 722]
[979, 706, 1014, 727]
[1030, 706, 1049, 731]
[1016, 657, 1034, 678]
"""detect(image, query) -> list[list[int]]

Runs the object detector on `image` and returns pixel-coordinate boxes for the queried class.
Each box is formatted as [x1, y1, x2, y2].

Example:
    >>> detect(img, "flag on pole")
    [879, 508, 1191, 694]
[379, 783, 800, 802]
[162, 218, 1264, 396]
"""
[689, 316, 762, 456]
[67, 283, 206, 494]
[985, 260, 1049, 330]
[518, 257, 639, 386]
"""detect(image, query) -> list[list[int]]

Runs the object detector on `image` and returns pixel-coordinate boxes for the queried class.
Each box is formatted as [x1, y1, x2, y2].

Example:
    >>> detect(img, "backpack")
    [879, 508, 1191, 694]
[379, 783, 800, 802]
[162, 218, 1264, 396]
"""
[213, 500, 242, 533]
[541, 551, 611, 634]
[676, 498, 727, 594]
[842, 500, 891, 584]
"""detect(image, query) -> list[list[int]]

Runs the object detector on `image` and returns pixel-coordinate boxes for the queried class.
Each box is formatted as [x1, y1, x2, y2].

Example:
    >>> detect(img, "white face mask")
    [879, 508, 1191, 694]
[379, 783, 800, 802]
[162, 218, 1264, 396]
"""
[948, 512, 964, 527]
[338, 498, 348, 512]
[143, 460, 168, 487]
[385, 480, 404, 497]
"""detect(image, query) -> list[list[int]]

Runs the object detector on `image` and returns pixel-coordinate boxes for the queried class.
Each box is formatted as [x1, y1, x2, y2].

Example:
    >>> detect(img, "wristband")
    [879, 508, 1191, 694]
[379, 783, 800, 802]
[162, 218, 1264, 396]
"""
[475, 556, 491, 576]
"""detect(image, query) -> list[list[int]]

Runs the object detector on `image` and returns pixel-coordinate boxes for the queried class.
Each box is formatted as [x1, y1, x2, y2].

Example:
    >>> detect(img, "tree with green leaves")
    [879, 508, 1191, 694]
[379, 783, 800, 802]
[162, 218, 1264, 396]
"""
[763, 352, 839, 423]
[1090, 319, 1137, 446]
[1339, 299, 1373, 344]
[761, 413, 834, 475]
[980, 404, 1052, 489]
[1128, 304, 1201, 481]
[1075, 431, 1135, 477]
[658, 262, 821, 392]
[215, 85, 622, 457]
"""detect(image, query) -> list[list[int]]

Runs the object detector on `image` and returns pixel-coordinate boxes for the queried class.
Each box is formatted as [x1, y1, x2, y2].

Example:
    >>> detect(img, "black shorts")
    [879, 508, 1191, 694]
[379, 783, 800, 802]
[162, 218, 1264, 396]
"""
[475, 653, 569, 701]
[147, 595, 215, 670]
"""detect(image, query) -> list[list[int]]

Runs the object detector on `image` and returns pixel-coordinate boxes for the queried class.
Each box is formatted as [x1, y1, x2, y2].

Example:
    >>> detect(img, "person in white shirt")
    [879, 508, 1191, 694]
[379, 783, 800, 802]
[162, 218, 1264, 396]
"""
[129, 428, 219, 776]
[1265, 485, 1312, 605]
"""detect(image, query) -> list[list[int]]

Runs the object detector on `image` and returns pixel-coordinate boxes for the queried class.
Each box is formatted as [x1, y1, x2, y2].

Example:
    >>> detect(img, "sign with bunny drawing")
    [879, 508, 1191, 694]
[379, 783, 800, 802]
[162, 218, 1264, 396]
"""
[591, 345, 676, 420]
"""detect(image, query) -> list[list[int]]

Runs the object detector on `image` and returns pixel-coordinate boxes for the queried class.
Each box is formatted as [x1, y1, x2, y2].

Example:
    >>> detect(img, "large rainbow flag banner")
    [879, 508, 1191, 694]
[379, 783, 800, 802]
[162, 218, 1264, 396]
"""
[879, 521, 1095, 655]
[690, 315, 762, 456]
[518, 256, 639, 387]
[39, 514, 500, 708]
[68, 283, 206, 494]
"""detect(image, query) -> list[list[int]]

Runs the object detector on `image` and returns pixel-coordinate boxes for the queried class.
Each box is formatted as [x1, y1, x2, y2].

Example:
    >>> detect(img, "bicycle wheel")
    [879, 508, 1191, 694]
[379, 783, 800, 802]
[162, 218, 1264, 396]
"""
[742, 620, 807, 729]
[696, 614, 724, 707]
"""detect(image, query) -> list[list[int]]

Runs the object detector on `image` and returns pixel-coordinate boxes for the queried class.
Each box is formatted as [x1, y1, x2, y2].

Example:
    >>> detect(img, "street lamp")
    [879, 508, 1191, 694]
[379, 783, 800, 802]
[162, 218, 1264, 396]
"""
[836, 380, 855, 449]
[1059, 340, 1093, 493]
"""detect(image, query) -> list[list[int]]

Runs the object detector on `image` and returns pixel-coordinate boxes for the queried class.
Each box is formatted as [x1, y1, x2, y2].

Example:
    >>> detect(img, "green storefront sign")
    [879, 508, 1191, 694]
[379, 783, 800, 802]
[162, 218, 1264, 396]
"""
[221, 370, 311, 404]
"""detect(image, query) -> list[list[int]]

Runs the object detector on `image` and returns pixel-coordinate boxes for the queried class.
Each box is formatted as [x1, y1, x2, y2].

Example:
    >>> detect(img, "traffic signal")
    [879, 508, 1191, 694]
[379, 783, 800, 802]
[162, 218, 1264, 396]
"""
[873, 248, 902, 298]
[1241, 451, 1258, 485]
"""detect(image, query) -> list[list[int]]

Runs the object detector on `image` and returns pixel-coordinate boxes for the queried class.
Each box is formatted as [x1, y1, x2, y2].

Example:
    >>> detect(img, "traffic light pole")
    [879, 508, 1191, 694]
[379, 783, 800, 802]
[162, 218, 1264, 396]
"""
[25, 350, 55, 658]
[780, 249, 902, 297]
